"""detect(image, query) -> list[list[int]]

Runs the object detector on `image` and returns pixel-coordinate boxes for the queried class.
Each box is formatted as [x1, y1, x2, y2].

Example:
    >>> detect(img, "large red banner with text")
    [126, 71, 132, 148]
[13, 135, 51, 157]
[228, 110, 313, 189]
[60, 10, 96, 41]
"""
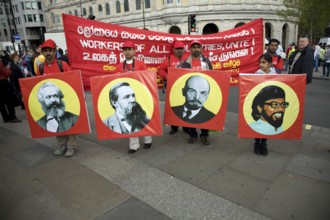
[63, 14, 264, 90]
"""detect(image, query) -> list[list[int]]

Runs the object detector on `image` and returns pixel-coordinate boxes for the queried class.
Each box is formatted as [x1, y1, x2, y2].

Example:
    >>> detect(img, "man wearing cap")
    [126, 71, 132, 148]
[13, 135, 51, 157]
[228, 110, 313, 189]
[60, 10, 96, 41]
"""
[115, 40, 152, 154]
[36, 39, 76, 157]
[36, 39, 71, 75]
[158, 41, 189, 135]
[181, 40, 213, 145]
[250, 85, 288, 155]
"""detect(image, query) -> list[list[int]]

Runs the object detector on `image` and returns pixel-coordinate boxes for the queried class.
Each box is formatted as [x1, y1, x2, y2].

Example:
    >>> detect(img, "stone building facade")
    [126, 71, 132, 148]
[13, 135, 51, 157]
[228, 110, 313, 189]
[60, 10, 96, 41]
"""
[0, 0, 46, 49]
[1, 0, 298, 49]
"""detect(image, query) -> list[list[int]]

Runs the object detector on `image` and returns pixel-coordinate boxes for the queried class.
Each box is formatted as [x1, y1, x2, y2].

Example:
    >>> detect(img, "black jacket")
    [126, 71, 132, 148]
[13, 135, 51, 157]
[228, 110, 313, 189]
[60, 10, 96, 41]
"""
[172, 105, 215, 124]
[289, 45, 314, 84]
[181, 55, 213, 70]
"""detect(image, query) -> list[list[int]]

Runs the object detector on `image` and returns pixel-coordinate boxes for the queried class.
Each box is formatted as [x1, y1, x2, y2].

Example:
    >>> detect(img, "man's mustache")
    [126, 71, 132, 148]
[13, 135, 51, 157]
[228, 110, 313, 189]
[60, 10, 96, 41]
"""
[48, 102, 60, 109]
[189, 100, 202, 105]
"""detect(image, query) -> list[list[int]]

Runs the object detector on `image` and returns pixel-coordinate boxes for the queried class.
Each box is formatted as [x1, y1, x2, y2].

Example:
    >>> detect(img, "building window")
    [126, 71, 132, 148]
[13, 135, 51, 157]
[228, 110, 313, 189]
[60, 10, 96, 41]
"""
[51, 13, 55, 23]
[136, 0, 141, 10]
[21, 2, 25, 10]
[15, 17, 20, 25]
[83, 8, 87, 16]
[68, 10, 72, 15]
[89, 6, 93, 16]
[38, 2, 42, 10]
[124, 0, 129, 12]
[40, 14, 44, 22]
[56, 15, 60, 23]
[32, 1, 37, 9]
[27, 14, 33, 22]
[98, 4, 103, 17]
[25, 2, 32, 9]
[105, 3, 110, 15]
[4, 29, 8, 36]
[24, 15, 27, 22]
[145, 0, 150, 8]
[33, 14, 39, 22]
[116, 0, 121, 13]
[74, 10, 78, 16]
[0, 8, 3, 15]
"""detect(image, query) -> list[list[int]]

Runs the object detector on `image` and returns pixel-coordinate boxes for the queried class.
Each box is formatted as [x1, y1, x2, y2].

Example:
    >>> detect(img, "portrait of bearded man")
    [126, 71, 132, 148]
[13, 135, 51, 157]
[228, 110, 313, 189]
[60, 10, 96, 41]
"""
[36, 82, 78, 132]
[103, 82, 150, 134]
[249, 85, 289, 135]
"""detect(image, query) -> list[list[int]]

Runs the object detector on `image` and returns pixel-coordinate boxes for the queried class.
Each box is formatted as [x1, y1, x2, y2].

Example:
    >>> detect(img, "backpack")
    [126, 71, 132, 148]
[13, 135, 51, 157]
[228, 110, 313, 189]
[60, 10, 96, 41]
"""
[39, 59, 64, 75]
[277, 55, 282, 63]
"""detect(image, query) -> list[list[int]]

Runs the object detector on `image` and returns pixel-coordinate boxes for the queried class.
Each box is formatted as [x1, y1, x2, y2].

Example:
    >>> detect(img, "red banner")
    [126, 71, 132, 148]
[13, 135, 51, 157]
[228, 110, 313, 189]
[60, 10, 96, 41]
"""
[164, 68, 231, 130]
[90, 70, 162, 140]
[19, 70, 90, 138]
[63, 14, 263, 90]
[238, 74, 306, 139]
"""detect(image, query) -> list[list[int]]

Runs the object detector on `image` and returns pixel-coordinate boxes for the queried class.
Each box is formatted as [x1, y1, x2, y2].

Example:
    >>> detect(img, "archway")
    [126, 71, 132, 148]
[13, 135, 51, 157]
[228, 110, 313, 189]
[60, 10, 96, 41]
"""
[235, 22, 246, 28]
[169, 26, 181, 34]
[265, 22, 272, 41]
[282, 23, 289, 50]
[203, 23, 219, 35]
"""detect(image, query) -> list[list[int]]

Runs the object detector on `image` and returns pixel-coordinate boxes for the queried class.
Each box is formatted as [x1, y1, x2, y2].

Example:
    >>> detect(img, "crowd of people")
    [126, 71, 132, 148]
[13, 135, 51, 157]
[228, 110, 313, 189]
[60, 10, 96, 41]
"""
[0, 34, 319, 157]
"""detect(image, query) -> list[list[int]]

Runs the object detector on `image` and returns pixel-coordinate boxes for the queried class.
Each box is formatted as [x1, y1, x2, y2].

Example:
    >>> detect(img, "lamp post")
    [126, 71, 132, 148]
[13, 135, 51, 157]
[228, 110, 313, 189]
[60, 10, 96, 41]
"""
[141, 0, 146, 29]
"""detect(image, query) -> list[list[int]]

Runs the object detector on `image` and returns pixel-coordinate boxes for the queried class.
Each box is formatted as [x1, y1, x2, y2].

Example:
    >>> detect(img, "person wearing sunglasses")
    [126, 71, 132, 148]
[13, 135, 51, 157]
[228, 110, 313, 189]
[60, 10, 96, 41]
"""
[250, 85, 288, 155]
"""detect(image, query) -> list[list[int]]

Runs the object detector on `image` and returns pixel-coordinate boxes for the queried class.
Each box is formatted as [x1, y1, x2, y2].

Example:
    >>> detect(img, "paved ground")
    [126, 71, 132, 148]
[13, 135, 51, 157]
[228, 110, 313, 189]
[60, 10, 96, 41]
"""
[1, 72, 330, 220]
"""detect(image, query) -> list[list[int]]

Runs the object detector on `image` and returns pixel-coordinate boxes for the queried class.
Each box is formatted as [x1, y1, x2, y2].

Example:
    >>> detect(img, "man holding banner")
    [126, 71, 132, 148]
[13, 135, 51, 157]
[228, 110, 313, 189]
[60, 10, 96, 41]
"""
[181, 40, 213, 145]
[115, 41, 152, 154]
[158, 41, 189, 135]
[37, 39, 76, 157]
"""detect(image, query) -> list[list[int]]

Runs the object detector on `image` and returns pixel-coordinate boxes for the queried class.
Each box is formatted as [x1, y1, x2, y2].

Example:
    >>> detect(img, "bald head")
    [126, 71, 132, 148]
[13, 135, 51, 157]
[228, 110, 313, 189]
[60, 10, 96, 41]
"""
[183, 75, 210, 110]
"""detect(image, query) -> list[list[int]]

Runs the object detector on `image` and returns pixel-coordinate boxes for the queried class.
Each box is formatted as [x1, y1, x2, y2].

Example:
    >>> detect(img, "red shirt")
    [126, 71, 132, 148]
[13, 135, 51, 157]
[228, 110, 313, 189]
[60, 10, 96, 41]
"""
[191, 58, 202, 70]
[270, 54, 284, 72]
[157, 54, 186, 79]
[115, 59, 147, 73]
[0, 62, 11, 80]
[36, 58, 71, 75]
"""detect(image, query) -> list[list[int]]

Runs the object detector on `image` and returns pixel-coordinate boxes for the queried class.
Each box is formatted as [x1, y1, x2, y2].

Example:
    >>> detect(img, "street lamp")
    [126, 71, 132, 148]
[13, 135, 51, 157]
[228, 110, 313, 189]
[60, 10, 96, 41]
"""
[141, 0, 146, 29]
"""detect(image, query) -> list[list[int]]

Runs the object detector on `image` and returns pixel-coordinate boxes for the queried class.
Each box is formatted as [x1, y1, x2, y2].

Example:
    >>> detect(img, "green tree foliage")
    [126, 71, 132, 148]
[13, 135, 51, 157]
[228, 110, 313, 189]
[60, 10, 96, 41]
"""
[278, 0, 330, 40]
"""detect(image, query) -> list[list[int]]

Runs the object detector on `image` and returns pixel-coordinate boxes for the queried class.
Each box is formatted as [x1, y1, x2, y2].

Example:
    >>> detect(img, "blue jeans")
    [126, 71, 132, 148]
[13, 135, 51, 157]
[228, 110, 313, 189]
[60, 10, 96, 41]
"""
[323, 62, 330, 77]
[314, 55, 320, 71]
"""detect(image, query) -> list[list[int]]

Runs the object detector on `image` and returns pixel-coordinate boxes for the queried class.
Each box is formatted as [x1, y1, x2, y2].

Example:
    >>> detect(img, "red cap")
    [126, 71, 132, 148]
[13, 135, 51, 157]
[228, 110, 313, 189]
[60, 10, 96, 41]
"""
[173, 41, 185, 49]
[190, 40, 202, 47]
[121, 41, 136, 49]
[41, 39, 56, 49]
